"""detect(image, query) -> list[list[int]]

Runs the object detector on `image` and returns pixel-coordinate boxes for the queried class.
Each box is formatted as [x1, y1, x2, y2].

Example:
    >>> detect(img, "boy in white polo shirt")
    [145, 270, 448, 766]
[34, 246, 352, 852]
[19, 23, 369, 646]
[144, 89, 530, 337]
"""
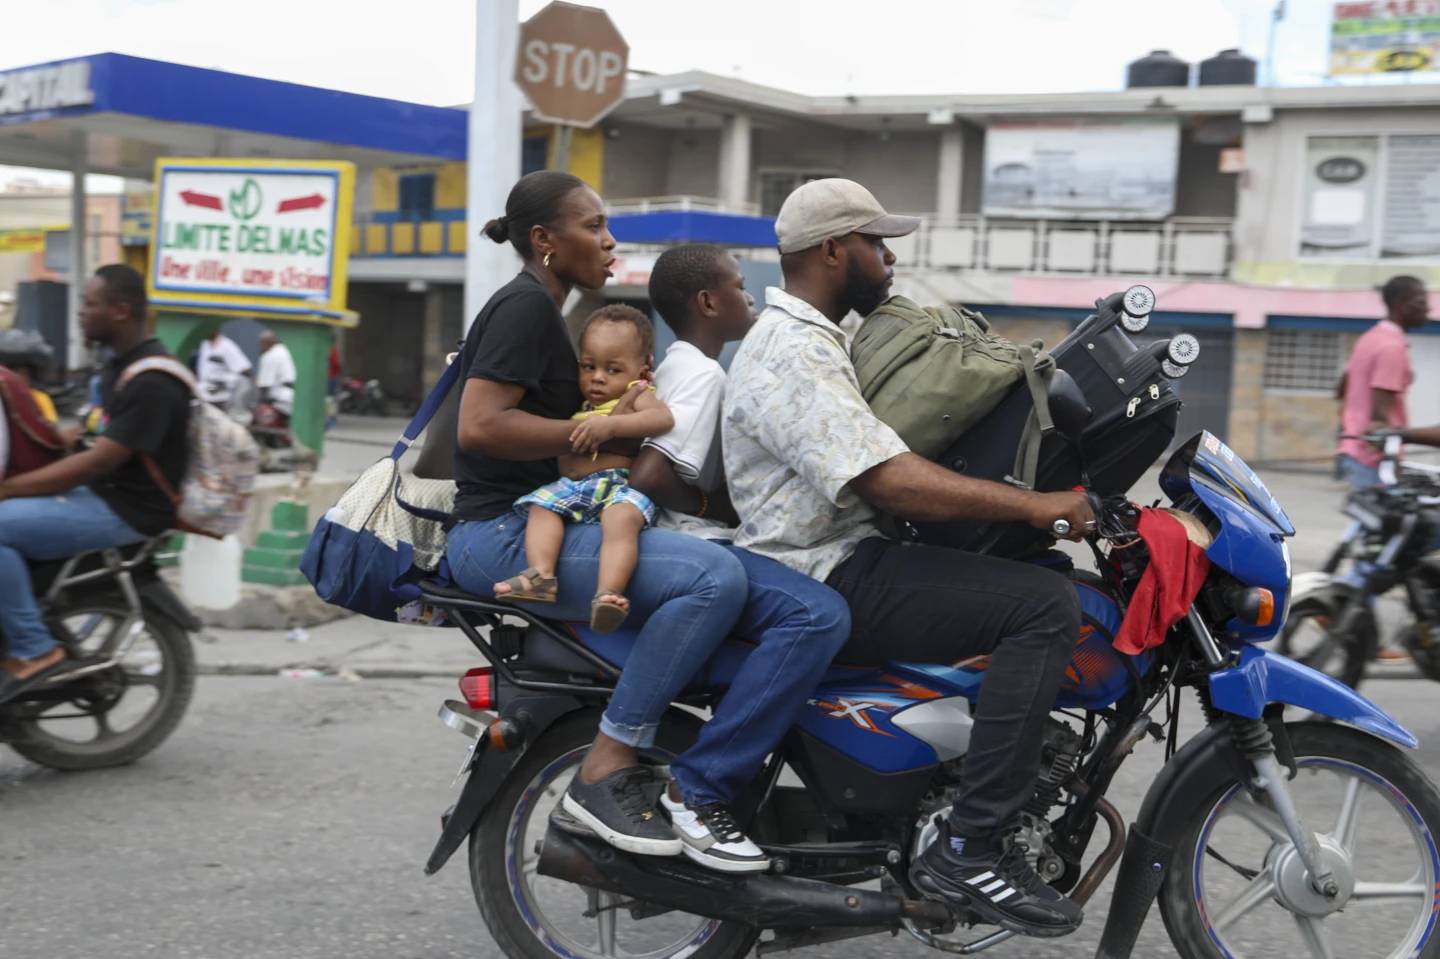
[625, 245, 852, 874]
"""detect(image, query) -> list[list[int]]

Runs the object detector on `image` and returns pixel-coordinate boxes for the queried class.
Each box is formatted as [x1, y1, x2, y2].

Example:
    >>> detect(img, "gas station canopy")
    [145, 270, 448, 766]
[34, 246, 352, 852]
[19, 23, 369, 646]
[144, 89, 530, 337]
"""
[0, 53, 467, 176]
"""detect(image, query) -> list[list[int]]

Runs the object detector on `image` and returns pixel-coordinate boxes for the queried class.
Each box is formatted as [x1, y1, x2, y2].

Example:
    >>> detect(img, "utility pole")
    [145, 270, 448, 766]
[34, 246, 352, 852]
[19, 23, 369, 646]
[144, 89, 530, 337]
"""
[465, 0, 522, 329]
[1265, 0, 1287, 87]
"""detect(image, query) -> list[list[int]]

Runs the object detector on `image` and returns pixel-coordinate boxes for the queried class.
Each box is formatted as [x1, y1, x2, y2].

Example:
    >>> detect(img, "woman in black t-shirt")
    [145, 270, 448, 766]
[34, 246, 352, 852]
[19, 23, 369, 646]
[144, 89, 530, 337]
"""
[446, 172, 747, 855]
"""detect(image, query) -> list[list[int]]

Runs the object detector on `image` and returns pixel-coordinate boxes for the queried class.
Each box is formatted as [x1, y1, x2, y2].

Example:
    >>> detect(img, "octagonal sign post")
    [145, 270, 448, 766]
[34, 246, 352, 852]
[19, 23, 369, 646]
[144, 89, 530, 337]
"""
[515, 1, 629, 129]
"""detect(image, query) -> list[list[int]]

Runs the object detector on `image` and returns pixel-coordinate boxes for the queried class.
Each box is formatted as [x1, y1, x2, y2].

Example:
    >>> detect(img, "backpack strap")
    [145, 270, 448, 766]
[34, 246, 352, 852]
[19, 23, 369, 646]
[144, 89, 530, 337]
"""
[1010, 345, 1055, 490]
[118, 356, 200, 396]
[390, 354, 462, 461]
[115, 356, 224, 537]
[114, 355, 195, 503]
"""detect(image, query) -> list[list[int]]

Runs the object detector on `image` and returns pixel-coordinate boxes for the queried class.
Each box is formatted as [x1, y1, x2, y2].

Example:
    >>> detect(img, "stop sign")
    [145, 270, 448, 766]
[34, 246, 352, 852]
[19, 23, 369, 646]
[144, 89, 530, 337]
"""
[515, 1, 629, 129]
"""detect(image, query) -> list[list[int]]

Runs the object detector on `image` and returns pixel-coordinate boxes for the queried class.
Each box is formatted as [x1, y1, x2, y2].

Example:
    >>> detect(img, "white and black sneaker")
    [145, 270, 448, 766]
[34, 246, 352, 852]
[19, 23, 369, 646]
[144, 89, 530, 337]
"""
[562, 766, 683, 857]
[909, 821, 1082, 938]
[660, 793, 770, 874]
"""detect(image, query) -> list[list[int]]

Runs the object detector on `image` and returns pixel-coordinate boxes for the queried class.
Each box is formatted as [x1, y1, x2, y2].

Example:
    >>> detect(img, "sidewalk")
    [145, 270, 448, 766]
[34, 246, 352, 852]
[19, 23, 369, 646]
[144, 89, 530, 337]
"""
[195, 614, 484, 680]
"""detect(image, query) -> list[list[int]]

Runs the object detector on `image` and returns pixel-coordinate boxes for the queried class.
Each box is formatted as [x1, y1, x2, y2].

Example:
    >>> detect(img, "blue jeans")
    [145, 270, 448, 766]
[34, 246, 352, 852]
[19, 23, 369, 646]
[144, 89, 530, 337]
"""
[1338, 454, 1381, 491]
[447, 512, 747, 748]
[670, 544, 850, 807]
[0, 488, 146, 660]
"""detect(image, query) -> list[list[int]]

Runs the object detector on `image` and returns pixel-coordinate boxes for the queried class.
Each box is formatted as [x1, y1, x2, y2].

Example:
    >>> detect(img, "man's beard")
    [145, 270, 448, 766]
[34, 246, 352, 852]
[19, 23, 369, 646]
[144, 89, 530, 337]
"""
[843, 259, 890, 318]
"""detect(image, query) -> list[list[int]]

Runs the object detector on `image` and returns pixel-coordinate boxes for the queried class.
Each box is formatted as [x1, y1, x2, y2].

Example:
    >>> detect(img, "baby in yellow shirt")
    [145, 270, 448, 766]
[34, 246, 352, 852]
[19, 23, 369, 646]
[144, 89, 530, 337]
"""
[496, 305, 674, 632]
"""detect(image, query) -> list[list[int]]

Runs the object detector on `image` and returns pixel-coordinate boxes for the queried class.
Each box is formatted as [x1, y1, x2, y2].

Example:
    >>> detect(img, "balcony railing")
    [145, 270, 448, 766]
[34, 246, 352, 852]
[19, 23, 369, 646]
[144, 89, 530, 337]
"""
[351, 202, 1233, 278]
[351, 213, 467, 258]
[606, 195, 762, 217]
[885, 215, 1234, 278]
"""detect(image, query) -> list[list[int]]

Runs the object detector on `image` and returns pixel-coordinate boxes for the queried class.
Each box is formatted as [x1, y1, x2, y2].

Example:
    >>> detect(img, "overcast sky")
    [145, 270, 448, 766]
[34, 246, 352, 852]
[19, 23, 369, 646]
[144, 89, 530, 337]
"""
[0, 0, 1410, 187]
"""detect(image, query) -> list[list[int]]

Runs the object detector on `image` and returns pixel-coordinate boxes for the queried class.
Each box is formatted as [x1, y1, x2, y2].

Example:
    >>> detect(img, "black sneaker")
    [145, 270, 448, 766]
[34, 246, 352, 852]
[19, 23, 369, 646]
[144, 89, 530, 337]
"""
[910, 822, 1083, 938]
[561, 766, 683, 857]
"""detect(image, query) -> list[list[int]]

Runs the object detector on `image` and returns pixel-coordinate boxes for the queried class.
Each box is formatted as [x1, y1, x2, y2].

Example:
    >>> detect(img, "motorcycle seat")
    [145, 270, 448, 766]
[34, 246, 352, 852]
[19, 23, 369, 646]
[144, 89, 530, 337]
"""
[27, 537, 168, 596]
[418, 579, 873, 689]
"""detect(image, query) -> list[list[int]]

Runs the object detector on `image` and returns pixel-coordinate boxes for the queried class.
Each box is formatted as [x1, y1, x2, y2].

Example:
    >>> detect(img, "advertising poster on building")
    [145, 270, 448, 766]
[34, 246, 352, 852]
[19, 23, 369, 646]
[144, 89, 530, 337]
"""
[1300, 136, 1380, 257]
[1330, 1, 1440, 76]
[981, 119, 1180, 220]
[0, 227, 50, 254]
[1381, 134, 1440, 258]
[148, 158, 354, 316]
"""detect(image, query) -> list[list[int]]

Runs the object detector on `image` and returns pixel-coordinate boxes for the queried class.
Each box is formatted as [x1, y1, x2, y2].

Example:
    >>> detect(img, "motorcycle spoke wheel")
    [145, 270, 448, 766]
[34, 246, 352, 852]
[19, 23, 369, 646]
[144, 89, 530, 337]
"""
[503, 746, 722, 959]
[1191, 758, 1438, 959]
[8, 605, 194, 770]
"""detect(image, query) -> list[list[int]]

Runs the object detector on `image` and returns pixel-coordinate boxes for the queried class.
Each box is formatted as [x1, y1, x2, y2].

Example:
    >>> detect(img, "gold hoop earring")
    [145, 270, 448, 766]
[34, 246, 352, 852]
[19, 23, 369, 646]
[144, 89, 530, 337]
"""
[543, 252, 553, 269]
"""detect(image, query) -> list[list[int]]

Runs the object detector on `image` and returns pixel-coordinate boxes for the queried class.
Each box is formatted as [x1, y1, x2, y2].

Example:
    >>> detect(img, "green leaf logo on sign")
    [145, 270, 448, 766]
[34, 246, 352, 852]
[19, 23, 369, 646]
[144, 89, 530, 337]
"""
[229, 179, 262, 221]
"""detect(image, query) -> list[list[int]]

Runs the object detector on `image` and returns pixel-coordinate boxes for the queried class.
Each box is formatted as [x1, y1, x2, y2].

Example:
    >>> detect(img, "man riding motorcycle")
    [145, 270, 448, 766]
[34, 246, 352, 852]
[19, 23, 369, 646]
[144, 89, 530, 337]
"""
[720, 179, 1094, 937]
[0, 264, 190, 704]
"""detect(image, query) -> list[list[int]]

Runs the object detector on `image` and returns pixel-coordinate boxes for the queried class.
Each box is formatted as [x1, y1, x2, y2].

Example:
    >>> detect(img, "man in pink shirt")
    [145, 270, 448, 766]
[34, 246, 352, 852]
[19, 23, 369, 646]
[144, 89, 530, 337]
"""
[1337, 276, 1430, 489]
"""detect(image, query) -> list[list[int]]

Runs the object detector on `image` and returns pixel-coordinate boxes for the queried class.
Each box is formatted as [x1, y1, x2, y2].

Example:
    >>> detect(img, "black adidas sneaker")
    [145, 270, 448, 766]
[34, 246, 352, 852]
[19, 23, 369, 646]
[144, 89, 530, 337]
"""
[910, 822, 1083, 938]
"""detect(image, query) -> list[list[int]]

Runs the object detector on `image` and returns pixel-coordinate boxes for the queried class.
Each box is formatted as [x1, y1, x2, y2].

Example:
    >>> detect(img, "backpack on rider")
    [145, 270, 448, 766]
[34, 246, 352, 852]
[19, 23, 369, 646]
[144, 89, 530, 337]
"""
[0, 364, 66, 478]
[853, 293, 1182, 558]
[116, 357, 260, 538]
[852, 295, 1057, 482]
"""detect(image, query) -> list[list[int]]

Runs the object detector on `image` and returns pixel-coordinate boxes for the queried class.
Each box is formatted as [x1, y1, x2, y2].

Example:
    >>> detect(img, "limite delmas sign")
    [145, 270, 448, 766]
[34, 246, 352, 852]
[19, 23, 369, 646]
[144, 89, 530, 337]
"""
[149, 158, 355, 317]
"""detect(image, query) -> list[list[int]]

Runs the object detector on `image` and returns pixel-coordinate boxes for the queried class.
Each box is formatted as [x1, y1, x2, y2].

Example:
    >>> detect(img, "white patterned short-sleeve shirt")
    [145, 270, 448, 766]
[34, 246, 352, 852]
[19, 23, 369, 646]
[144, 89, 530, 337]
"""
[722, 287, 909, 581]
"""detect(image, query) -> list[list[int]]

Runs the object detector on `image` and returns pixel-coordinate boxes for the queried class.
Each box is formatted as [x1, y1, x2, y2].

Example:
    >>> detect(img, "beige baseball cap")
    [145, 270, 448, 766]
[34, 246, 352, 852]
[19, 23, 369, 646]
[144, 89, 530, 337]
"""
[774, 178, 921, 254]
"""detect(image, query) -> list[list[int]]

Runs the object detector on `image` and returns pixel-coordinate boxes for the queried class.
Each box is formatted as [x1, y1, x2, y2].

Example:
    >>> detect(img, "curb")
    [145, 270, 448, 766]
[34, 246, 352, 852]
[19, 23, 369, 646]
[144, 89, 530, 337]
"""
[200, 663, 464, 680]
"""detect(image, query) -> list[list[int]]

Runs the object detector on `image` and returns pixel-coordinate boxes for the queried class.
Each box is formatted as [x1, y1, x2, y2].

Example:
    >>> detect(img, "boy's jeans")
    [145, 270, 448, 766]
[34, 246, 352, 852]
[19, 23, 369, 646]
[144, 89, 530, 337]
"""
[669, 544, 850, 807]
[0, 489, 146, 660]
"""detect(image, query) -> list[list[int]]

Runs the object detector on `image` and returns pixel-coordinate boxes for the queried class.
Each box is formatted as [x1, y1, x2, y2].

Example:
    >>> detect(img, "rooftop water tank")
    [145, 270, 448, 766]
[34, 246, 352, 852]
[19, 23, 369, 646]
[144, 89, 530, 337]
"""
[1198, 48, 1257, 86]
[1127, 50, 1190, 88]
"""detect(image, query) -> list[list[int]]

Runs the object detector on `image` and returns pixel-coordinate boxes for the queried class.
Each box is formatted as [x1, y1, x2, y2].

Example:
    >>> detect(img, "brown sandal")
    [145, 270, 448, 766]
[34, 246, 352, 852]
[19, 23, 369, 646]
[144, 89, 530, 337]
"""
[590, 593, 629, 633]
[495, 567, 558, 603]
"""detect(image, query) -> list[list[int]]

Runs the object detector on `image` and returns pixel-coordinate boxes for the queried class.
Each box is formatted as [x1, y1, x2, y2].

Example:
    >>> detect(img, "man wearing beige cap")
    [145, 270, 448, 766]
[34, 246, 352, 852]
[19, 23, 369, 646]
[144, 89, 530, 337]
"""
[722, 178, 1092, 938]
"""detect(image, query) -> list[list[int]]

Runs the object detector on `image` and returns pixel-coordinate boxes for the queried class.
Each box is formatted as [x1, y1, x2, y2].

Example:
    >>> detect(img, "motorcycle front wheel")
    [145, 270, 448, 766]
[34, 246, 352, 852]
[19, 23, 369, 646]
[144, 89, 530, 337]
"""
[1159, 723, 1440, 959]
[469, 709, 760, 959]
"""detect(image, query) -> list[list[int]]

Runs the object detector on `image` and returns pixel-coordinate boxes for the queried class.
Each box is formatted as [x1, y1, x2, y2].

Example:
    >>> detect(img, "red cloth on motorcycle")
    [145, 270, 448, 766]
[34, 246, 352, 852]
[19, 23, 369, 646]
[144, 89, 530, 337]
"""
[0, 364, 65, 477]
[1113, 508, 1211, 655]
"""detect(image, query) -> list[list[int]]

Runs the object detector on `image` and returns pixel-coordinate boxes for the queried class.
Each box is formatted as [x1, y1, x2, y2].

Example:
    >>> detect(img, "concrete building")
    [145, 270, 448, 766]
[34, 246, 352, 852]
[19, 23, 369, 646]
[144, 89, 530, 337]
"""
[2, 51, 1433, 464]
[351, 69, 1440, 464]
[0, 184, 123, 320]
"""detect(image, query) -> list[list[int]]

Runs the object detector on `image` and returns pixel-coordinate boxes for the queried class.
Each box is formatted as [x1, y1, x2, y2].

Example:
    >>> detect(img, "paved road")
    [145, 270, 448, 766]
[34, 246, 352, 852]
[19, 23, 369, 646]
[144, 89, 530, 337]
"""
[6, 463, 1440, 959]
[6, 669, 1440, 959]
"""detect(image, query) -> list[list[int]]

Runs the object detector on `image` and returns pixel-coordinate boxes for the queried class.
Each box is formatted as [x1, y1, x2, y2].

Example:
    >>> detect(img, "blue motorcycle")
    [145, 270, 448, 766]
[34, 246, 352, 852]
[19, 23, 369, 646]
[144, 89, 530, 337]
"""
[419, 430, 1440, 959]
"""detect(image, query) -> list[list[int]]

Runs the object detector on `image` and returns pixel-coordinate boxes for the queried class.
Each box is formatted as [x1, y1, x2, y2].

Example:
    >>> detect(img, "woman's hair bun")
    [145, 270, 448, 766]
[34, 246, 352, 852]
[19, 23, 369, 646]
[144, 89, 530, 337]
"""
[482, 216, 510, 244]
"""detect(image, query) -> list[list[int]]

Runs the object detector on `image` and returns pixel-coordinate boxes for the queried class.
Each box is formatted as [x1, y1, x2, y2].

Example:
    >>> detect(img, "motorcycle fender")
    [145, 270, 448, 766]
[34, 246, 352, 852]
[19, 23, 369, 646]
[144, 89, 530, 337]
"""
[1290, 570, 1336, 602]
[1208, 645, 1417, 749]
[423, 689, 586, 875]
[424, 737, 522, 876]
[138, 579, 202, 633]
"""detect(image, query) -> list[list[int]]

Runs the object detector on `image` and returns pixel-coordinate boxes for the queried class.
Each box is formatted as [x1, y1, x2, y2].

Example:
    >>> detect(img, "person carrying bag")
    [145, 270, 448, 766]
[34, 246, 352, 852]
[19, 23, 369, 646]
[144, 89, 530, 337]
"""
[300, 357, 459, 621]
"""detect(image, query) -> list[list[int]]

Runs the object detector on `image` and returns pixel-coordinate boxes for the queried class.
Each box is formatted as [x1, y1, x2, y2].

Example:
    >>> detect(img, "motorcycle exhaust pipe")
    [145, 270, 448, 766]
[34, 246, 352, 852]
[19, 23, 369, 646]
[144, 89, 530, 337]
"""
[537, 824, 950, 929]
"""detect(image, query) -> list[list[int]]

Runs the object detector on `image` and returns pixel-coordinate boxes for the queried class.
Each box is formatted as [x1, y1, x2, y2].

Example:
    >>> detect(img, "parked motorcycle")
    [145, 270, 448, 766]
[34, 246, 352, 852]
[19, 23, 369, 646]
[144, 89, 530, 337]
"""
[0, 537, 201, 770]
[413, 295, 1440, 959]
[337, 376, 387, 416]
[250, 396, 318, 474]
[1279, 434, 1440, 690]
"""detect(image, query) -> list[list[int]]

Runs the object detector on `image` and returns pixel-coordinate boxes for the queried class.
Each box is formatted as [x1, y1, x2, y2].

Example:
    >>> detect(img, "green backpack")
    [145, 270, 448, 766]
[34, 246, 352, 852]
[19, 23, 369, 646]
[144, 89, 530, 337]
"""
[852, 295, 1056, 488]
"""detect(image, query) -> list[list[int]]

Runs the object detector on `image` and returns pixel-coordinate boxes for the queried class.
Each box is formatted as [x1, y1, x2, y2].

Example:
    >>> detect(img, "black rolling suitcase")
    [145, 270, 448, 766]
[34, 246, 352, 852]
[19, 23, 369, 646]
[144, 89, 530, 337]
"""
[915, 288, 1188, 557]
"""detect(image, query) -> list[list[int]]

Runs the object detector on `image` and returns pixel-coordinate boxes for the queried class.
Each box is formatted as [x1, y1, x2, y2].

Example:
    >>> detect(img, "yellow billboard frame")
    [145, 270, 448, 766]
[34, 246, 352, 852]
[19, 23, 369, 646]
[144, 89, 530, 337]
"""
[146, 156, 355, 321]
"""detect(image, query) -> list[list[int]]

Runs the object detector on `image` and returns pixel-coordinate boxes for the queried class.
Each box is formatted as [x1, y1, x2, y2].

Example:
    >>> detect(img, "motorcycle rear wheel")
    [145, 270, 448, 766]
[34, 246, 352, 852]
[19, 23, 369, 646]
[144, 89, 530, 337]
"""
[469, 709, 760, 959]
[1159, 723, 1440, 959]
[5, 603, 195, 770]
